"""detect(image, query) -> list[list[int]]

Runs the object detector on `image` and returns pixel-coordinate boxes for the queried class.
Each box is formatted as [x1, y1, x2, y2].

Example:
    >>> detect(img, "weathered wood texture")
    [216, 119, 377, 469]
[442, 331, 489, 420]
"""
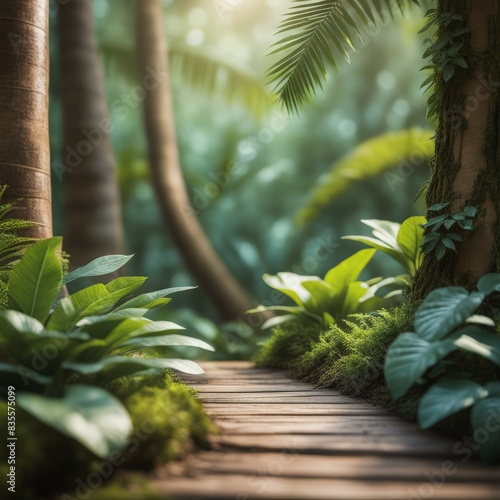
[153, 361, 500, 499]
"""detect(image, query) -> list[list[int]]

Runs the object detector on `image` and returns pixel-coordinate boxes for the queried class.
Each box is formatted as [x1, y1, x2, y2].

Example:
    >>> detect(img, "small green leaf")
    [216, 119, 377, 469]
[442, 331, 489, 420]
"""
[418, 378, 488, 429]
[428, 202, 450, 211]
[63, 255, 134, 284]
[477, 274, 500, 296]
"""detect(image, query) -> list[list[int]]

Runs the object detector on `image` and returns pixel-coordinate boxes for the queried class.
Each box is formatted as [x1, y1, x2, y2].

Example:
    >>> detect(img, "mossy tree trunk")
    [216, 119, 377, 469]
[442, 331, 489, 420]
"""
[59, 0, 125, 270]
[412, 0, 500, 299]
[135, 0, 258, 322]
[0, 1, 52, 238]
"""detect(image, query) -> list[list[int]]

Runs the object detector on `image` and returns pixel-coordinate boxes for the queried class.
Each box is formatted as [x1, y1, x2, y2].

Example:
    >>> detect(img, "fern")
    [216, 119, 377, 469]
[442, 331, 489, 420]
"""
[268, 0, 421, 113]
[296, 128, 434, 226]
[0, 186, 37, 308]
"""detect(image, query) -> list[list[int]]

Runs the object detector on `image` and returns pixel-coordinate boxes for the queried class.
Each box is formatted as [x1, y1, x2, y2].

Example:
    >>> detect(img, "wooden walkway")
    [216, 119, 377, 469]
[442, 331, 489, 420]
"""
[153, 361, 500, 499]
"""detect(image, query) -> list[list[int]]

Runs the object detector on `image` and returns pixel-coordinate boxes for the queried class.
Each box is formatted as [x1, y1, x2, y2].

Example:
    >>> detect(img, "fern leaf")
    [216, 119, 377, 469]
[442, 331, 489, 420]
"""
[268, 0, 421, 113]
[296, 128, 434, 226]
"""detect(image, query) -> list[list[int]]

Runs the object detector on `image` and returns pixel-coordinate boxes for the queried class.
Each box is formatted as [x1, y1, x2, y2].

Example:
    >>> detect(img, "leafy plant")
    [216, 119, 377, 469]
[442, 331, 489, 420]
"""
[342, 216, 426, 277]
[295, 129, 434, 226]
[0, 238, 213, 458]
[0, 185, 37, 308]
[250, 249, 401, 328]
[384, 275, 500, 462]
[420, 202, 476, 260]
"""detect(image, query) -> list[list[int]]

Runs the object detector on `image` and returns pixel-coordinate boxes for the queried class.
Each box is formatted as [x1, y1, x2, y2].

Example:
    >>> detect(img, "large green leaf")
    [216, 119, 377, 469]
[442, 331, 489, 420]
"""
[63, 356, 205, 382]
[414, 287, 484, 341]
[385, 333, 458, 400]
[63, 255, 134, 284]
[263, 272, 320, 307]
[296, 129, 434, 225]
[17, 385, 132, 458]
[324, 249, 375, 288]
[397, 216, 426, 275]
[471, 396, 500, 463]
[477, 273, 500, 297]
[301, 280, 336, 317]
[114, 286, 195, 311]
[9, 237, 63, 322]
[418, 378, 488, 429]
[452, 326, 500, 366]
[120, 334, 214, 352]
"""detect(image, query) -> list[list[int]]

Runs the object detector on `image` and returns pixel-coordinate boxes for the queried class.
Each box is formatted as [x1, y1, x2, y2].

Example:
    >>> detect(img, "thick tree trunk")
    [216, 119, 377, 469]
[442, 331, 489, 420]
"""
[412, 0, 500, 299]
[59, 0, 125, 269]
[135, 0, 257, 322]
[0, 1, 51, 238]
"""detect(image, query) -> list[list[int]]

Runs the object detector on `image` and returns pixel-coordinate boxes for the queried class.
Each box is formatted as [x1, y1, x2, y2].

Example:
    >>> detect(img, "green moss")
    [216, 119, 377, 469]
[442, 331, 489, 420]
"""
[253, 319, 323, 373]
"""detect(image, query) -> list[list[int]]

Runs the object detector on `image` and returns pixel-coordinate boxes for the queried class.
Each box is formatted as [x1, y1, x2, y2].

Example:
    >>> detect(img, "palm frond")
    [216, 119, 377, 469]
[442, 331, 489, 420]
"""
[296, 127, 434, 226]
[99, 41, 271, 117]
[268, 0, 421, 113]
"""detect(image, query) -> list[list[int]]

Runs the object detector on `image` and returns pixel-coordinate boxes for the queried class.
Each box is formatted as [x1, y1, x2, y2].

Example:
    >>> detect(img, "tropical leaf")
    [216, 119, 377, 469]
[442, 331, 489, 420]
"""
[296, 129, 434, 226]
[17, 385, 132, 458]
[99, 40, 270, 116]
[63, 255, 134, 284]
[471, 396, 500, 463]
[268, 0, 421, 112]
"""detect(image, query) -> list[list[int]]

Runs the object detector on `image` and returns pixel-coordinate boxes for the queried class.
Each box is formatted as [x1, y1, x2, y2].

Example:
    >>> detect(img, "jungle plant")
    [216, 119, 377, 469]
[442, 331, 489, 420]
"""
[384, 274, 500, 462]
[342, 216, 426, 278]
[420, 202, 476, 260]
[0, 237, 213, 458]
[250, 249, 402, 329]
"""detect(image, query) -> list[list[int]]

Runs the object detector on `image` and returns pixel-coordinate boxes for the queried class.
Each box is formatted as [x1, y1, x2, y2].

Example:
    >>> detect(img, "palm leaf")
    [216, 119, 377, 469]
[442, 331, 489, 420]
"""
[99, 41, 271, 117]
[296, 128, 434, 226]
[268, 0, 421, 113]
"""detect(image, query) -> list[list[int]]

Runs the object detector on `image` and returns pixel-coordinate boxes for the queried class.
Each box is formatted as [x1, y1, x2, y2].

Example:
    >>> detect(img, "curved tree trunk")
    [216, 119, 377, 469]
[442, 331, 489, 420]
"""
[412, 0, 500, 298]
[0, 1, 51, 238]
[59, 0, 125, 270]
[135, 0, 257, 322]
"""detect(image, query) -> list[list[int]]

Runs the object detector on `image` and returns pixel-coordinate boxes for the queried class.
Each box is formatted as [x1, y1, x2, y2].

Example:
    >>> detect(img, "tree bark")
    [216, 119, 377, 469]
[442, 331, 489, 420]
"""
[412, 0, 500, 299]
[135, 0, 257, 322]
[59, 0, 125, 270]
[0, 0, 51, 238]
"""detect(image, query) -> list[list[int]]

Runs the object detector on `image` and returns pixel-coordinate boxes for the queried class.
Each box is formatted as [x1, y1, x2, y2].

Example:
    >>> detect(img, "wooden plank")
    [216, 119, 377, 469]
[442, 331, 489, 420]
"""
[199, 394, 363, 404]
[182, 452, 500, 482]
[201, 404, 391, 416]
[213, 433, 456, 456]
[154, 475, 500, 500]
[192, 384, 326, 393]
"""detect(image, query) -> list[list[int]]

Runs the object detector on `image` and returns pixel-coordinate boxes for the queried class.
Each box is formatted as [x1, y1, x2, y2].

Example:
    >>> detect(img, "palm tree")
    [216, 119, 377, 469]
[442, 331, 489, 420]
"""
[267, 0, 500, 297]
[135, 0, 258, 322]
[58, 0, 125, 271]
[0, 0, 52, 239]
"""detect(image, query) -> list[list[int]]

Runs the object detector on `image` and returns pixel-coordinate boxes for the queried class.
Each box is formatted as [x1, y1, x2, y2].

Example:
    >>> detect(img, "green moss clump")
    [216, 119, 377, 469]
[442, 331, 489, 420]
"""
[253, 319, 323, 373]
[255, 305, 414, 406]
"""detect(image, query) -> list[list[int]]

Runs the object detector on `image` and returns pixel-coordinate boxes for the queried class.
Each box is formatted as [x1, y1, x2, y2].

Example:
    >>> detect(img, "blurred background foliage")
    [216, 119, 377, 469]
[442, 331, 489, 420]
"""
[48, 0, 431, 356]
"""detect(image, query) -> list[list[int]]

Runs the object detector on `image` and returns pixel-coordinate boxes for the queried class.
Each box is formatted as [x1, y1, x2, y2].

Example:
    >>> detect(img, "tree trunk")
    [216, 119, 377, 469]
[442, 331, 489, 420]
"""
[0, 0, 51, 238]
[135, 0, 257, 322]
[412, 0, 500, 299]
[58, 0, 125, 270]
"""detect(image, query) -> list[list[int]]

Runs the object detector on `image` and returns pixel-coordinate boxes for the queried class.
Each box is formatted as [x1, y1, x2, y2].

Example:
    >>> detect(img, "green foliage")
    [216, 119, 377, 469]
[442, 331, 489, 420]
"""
[250, 249, 400, 328]
[268, 0, 421, 112]
[343, 216, 426, 277]
[296, 129, 434, 226]
[419, 9, 469, 120]
[384, 276, 500, 462]
[0, 185, 36, 309]
[420, 202, 476, 260]
[0, 238, 213, 458]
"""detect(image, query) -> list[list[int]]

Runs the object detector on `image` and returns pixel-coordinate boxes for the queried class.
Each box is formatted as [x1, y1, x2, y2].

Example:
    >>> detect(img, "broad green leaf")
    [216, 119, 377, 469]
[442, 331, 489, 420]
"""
[17, 385, 132, 458]
[9, 237, 63, 322]
[452, 326, 500, 366]
[477, 273, 500, 297]
[418, 379, 488, 429]
[263, 273, 320, 307]
[301, 280, 336, 317]
[397, 216, 426, 275]
[415, 287, 484, 341]
[63, 356, 205, 382]
[324, 249, 375, 288]
[385, 333, 458, 400]
[471, 396, 500, 463]
[114, 286, 195, 311]
[361, 219, 400, 250]
[76, 308, 150, 326]
[63, 255, 134, 284]
[120, 334, 214, 352]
